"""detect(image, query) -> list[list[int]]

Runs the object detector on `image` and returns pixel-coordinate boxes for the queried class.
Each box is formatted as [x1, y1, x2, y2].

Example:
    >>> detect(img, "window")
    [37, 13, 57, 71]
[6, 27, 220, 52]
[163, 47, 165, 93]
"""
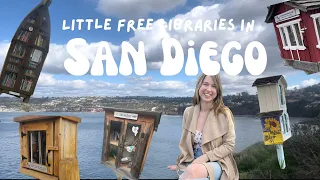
[28, 131, 46, 165]
[287, 25, 297, 46]
[280, 116, 284, 133]
[280, 28, 288, 46]
[311, 13, 320, 49]
[281, 114, 289, 134]
[279, 84, 284, 105]
[276, 19, 305, 50]
[284, 113, 290, 133]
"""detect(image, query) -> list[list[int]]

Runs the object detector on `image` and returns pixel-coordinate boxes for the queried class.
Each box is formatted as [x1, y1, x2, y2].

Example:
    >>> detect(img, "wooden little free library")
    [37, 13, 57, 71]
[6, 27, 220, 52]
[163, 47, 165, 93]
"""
[13, 115, 81, 180]
[0, 0, 51, 103]
[101, 107, 162, 180]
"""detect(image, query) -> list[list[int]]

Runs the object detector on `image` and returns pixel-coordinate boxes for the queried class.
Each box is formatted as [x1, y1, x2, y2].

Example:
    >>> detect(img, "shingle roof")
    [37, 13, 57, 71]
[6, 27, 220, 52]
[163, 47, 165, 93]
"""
[257, 110, 284, 118]
[265, 0, 320, 23]
[252, 75, 283, 87]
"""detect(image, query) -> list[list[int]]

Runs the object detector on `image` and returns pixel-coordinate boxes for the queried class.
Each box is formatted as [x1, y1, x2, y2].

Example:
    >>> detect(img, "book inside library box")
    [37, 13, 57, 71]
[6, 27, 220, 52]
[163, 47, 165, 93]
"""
[0, 0, 51, 103]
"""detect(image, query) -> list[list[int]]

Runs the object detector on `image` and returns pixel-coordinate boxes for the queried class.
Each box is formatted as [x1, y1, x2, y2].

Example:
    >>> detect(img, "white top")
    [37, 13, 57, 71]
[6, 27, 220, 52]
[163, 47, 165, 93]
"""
[193, 130, 203, 152]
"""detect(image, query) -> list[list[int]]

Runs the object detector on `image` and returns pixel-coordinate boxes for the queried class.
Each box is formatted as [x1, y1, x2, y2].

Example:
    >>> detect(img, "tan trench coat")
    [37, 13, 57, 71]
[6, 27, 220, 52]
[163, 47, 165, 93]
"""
[175, 105, 239, 180]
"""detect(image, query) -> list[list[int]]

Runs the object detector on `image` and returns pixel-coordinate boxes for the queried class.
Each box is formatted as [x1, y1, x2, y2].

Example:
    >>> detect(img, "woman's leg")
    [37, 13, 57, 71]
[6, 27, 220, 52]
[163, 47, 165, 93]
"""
[179, 163, 208, 180]
[179, 150, 211, 180]
[206, 161, 222, 180]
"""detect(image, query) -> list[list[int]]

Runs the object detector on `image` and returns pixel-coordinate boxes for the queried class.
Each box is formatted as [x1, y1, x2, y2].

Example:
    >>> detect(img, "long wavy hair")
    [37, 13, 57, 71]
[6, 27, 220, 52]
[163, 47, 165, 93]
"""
[192, 73, 228, 118]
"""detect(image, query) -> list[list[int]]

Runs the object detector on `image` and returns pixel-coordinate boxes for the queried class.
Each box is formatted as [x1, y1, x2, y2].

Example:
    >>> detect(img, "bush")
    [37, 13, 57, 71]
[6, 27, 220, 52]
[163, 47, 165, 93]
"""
[235, 119, 320, 179]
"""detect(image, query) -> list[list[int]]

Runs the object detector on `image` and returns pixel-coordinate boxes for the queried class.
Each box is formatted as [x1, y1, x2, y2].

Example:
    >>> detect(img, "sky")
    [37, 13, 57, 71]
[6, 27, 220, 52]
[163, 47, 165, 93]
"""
[0, 0, 319, 97]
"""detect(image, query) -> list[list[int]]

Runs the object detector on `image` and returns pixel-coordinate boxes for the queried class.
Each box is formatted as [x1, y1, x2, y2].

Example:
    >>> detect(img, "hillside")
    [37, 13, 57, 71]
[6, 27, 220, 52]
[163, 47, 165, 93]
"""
[0, 83, 319, 117]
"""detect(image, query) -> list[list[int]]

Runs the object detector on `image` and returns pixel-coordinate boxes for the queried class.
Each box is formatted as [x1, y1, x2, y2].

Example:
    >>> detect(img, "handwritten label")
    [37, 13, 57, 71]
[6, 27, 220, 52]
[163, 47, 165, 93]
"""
[275, 9, 300, 23]
[27, 162, 48, 173]
[114, 111, 138, 120]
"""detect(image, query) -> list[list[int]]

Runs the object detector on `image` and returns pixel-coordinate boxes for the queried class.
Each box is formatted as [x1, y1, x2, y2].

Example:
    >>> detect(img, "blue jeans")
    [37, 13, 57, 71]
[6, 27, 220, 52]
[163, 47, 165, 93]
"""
[179, 149, 222, 180]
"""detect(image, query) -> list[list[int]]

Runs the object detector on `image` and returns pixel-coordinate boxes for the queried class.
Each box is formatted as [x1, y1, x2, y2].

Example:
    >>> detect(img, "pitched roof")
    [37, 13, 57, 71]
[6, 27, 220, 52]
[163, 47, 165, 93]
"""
[265, 0, 320, 23]
[13, 116, 81, 123]
[252, 75, 285, 87]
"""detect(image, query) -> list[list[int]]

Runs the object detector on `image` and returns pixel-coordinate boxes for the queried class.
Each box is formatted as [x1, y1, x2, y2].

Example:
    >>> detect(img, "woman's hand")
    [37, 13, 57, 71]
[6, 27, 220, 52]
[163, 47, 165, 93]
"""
[191, 154, 209, 164]
[167, 165, 178, 171]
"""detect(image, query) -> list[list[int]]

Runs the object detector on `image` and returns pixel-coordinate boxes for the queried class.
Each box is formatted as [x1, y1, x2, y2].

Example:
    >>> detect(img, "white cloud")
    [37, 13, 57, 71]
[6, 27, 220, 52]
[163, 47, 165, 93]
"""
[287, 78, 319, 91]
[123, 1, 279, 75]
[129, 19, 170, 63]
[0, 0, 297, 78]
[38, 73, 89, 89]
[301, 79, 319, 87]
[31, 73, 192, 97]
[0, 42, 10, 68]
[32, 71, 285, 97]
[117, 0, 304, 90]
[288, 85, 300, 90]
[147, 62, 163, 69]
[0, 0, 314, 97]
[96, 0, 187, 18]
[0, 41, 120, 75]
[220, 72, 258, 95]
[141, 80, 187, 90]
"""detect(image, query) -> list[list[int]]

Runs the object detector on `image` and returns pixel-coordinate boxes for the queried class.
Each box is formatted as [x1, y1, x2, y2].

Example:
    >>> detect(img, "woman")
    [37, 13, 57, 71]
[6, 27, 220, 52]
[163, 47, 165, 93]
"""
[167, 73, 239, 180]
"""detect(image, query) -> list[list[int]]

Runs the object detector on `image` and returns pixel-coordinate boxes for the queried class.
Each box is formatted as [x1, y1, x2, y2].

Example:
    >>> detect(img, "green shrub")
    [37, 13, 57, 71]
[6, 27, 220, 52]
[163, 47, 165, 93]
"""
[235, 120, 320, 179]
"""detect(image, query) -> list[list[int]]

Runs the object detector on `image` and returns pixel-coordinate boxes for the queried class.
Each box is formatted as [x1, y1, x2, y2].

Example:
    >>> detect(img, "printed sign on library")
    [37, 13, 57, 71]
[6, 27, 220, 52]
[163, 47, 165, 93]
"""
[114, 111, 138, 120]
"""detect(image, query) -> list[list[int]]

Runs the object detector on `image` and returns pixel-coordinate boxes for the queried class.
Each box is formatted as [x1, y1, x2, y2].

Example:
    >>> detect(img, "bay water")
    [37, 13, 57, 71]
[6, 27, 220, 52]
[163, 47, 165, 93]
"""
[0, 112, 307, 179]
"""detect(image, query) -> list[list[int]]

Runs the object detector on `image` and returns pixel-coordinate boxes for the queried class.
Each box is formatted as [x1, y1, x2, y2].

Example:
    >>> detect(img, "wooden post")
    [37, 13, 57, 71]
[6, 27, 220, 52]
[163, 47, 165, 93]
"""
[59, 158, 80, 180]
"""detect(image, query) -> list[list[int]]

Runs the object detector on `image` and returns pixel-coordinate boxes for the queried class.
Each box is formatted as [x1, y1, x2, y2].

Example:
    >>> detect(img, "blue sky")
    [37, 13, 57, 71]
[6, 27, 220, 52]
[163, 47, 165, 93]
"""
[0, 0, 319, 97]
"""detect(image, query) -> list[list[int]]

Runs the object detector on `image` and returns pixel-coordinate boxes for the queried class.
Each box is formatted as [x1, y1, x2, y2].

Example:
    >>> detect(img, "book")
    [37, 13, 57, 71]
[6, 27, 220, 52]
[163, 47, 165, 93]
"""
[7, 64, 19, 72]
[12, 43, 26, 57]
[17, 29, 32, 42]
[2, 72, 17, 88]
[25, 70, 35, 77]
[35, 34, 45, 48]
[9, 57, 22, 64]
[20, 76, 33, 92]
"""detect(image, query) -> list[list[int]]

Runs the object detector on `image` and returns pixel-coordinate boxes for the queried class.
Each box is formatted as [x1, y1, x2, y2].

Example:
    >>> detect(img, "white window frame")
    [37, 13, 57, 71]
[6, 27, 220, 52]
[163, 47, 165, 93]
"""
[311, 13, 320, 49]
[276, 19, 306, 51]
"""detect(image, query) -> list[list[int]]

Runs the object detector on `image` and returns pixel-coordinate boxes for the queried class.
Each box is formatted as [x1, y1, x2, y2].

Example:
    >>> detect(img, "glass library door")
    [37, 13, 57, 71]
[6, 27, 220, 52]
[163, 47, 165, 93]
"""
[20, 121, 54, 175]
[107, 120, 123, 167]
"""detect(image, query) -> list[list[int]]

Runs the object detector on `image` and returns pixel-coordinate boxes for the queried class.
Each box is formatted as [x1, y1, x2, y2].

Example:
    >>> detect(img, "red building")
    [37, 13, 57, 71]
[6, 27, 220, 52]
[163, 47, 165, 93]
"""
[265, 0, 320, 74]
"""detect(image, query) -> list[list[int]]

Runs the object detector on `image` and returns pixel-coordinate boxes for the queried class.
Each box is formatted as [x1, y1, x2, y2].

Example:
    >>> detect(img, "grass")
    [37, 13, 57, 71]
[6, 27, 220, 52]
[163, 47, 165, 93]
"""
[234, 120, 320, 179]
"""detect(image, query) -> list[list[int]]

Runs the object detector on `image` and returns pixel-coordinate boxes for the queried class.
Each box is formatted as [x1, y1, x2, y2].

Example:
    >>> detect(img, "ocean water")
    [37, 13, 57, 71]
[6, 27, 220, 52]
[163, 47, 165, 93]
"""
[0, 112, 306, 179]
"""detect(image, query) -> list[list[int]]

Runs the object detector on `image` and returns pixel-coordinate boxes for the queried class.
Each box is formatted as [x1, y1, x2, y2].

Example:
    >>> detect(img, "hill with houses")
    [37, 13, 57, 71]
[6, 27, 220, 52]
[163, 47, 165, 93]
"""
[0, 83, 319, 118]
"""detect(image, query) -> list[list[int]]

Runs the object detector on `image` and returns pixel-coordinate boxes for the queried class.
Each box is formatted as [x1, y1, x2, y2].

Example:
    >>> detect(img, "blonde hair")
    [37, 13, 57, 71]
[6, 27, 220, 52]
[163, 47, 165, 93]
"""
[192, 73, 229, 118]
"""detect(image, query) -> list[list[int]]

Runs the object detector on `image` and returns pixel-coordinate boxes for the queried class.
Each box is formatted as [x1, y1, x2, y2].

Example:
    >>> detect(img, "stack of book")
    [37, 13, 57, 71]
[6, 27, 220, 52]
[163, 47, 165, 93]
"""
[2, 72, 17, 88]
[12, 43, 26, 57]
[20, 77, 33, 92]
[17, 30, 32, 42]
[35, 34, 44, 48]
